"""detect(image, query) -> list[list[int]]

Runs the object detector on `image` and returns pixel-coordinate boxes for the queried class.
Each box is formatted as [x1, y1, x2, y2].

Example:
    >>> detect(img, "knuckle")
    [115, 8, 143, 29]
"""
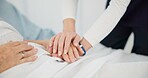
[0, 55, 6, 62]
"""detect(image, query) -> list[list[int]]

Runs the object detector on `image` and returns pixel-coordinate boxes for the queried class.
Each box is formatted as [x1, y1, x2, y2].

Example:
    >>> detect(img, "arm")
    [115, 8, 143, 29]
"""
[81, 0, 131, 51]
[63, 0, 78, 32]
[49, 0, 79, 55]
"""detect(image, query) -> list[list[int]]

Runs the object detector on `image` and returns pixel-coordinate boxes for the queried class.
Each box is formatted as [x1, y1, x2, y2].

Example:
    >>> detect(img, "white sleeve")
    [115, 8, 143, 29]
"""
[62, 0, 78, 20]
[83, 0, 131, 47]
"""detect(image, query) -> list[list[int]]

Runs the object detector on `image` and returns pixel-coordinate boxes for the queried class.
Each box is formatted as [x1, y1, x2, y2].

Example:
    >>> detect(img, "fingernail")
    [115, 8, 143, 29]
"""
[67, 59, 70, 63]
[64, 50, 67, 54]
[53, 49, 56, 53]
[33, 56, 38, 60]
[58, 51, 62, 56]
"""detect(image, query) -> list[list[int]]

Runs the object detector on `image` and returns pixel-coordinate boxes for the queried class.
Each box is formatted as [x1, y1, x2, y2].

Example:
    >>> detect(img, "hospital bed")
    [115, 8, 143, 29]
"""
[1, 43, 148, 78]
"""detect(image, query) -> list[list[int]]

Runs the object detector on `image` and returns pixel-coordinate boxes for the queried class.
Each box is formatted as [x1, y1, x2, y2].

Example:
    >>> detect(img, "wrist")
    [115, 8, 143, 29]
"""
[63, 18, 76, 32]
[79, 37, 92, 52]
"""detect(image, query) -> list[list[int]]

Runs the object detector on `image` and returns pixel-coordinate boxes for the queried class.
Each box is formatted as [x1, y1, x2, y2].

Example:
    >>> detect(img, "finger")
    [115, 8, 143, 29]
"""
[14, 44, 34, 54]
[58, 34, 66, 56]
[51, 53, 59, 57]
[53, 33, 61, 54]
[73, 35, 81, 47]
[62, 54, 70, 63]
[47, 46, 53, 54]
[47, 36, 56, 54]
[49, 35, 56, 47]
[16, 48, 37, 60]
[68, 46, 76, 63]
[71, 44, 80, 59]
[8, 41, 21, 46]
[16, 52, 24, 60]
[46, 41, 53, 54]
[77, 46, 84, 56]
[64, 35, 73, 54]
[23, 48, 38, 58]
[19, 55, 38, 64]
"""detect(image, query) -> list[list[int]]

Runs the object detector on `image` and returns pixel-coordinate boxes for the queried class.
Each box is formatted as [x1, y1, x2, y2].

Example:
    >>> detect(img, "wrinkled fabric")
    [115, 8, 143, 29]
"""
[0, 43, 148, 78]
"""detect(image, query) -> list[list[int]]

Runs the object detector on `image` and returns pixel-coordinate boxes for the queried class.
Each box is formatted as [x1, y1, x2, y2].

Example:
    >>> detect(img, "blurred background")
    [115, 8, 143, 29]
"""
[7, 0, 133, 52]
[7, 0, 106, 34]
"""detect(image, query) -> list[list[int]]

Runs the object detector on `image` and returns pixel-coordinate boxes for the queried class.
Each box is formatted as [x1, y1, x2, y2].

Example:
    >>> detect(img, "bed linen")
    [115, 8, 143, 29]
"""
[0, 20, 148, 78]
[0, 43, 148, 78]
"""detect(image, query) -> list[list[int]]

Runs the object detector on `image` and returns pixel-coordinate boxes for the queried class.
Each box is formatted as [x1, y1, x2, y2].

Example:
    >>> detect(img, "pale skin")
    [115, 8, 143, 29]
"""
[28, 18, 92, 63]
[27, 40, 83, 63]
[0, 41, 38, 73]
[47, 18, 92, 62]
[0, 37, 91, 73]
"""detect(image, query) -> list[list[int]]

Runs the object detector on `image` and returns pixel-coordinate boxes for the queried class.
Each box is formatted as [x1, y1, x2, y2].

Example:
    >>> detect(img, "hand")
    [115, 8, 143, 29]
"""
[57, 37, 92, 63]
[0, 41, 38, 73]
[62, 44, 84, 63]
[50, 43, 84, 63]
[48, 31, 81, 56]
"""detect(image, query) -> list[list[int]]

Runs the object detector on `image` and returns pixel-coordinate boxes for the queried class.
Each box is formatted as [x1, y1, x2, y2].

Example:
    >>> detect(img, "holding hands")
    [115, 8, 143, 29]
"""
[46, 18, 85, 63]
[47, 31, 84, 63]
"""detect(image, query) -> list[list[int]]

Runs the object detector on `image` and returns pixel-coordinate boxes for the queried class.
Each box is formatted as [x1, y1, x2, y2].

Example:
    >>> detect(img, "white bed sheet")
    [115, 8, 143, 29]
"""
[0, 43, 148, 78]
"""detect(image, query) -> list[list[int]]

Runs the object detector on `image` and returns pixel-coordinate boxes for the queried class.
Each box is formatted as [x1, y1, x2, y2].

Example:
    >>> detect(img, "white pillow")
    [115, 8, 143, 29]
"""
[0, 21, 23, 45]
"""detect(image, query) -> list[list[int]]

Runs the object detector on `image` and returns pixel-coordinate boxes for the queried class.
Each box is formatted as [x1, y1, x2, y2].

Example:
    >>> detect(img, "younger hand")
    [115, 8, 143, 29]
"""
[47, 31, 81, 56]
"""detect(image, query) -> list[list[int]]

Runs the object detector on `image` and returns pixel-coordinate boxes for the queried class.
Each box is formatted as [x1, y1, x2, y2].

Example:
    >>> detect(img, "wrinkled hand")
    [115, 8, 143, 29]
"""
[0, 41, 38, 73]
[47, 31, 81, 56]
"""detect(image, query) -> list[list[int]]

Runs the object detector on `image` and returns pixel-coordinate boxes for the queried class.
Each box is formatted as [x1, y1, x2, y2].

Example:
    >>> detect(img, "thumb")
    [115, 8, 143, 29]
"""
[73, 35, 81, 47]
